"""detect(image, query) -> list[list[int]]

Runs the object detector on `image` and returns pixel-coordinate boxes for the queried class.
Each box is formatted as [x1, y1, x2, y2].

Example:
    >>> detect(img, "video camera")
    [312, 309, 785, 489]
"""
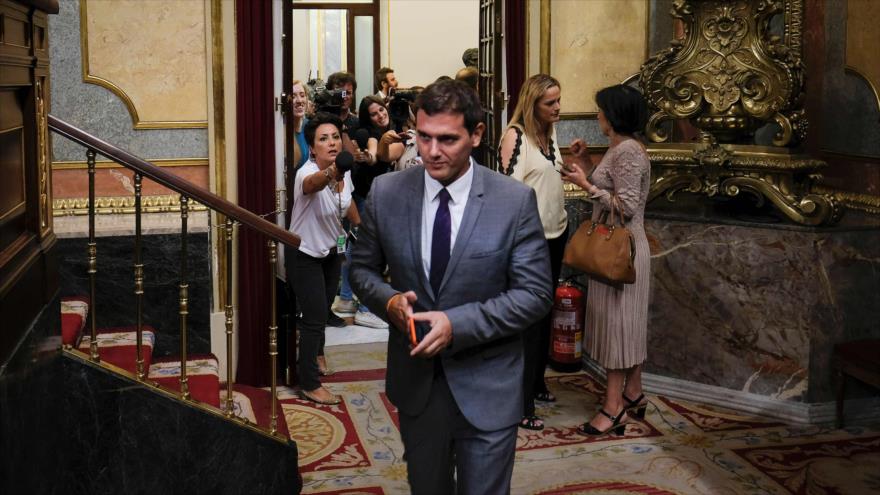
[386, 87, 420, 132]
[306, 77, 349, 115]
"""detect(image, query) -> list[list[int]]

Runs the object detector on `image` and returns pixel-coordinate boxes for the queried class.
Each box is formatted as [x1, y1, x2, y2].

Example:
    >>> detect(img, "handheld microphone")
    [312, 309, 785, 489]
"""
[334, 150, 354, 174]
[354, 128, 370, 151]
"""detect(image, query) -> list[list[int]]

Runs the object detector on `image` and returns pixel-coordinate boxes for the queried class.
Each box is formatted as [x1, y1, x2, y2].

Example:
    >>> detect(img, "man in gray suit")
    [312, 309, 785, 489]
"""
[350, 80, 552, 494]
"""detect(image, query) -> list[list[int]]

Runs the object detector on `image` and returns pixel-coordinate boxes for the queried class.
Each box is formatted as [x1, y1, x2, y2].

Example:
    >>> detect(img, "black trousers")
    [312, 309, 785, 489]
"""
[399, 374, 518, 495]
[522, 229, 567, 417]
[287, 248, 341, 391]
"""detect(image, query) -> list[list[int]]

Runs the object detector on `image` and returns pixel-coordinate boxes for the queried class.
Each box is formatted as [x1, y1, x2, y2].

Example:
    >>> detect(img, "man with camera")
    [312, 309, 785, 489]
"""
[374, 67, 398, 100]
[326, 71, 359, 134]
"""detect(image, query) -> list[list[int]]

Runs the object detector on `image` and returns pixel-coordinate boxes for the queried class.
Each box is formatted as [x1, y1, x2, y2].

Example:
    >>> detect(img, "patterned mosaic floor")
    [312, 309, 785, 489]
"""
[260, 343, 880, 494]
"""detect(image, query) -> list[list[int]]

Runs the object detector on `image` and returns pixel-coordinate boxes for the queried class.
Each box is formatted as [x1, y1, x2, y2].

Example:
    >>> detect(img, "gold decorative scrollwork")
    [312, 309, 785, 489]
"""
[640, 0, 805, 144]
[36, 78, 52, 235]
[647, 142, 843, 225]
[638, 1, 844, 225]
[53, 194, 206, 216]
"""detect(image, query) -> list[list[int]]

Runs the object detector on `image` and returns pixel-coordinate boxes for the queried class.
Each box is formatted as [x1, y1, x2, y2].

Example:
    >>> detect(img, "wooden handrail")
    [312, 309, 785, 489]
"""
[48, 114, 300, 248]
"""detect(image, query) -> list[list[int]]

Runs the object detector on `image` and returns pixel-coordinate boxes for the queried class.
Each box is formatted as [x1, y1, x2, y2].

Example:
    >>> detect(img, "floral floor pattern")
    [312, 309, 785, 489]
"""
[280, 343, 879, 495]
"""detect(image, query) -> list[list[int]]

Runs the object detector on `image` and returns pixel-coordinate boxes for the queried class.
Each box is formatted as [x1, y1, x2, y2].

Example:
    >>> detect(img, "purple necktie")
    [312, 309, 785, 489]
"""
[430, 188, 451, 295]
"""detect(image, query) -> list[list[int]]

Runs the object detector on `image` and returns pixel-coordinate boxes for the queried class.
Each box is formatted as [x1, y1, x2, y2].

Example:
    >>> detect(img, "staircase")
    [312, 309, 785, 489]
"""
[48, 115, 304, 492]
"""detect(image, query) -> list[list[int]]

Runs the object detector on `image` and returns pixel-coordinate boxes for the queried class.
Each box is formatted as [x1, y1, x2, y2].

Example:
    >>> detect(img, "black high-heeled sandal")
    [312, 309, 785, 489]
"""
[578, 408, 627, 437]
[623, 393, 648, 420]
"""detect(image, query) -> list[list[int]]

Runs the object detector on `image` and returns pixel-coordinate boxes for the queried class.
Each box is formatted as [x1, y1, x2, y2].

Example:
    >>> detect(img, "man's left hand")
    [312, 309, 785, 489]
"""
[409, 311, 453, 358]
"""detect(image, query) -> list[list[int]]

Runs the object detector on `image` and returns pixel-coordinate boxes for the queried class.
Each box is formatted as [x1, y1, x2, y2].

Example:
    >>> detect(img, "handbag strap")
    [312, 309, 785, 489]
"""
[608, 195, 625, 228]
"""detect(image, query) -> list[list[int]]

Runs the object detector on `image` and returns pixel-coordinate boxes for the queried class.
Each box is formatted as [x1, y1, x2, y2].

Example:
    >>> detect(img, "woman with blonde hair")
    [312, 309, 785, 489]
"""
[498, 73, 568, 431]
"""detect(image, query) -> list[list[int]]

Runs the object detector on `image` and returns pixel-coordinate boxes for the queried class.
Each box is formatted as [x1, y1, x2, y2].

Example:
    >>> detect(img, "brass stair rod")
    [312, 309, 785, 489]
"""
[134, 173, 145, 380]
[224, 218, 235, 416]
[179, 196, 191, 400]
[268, 240, 279, 435]
[86, 149, 99, 362]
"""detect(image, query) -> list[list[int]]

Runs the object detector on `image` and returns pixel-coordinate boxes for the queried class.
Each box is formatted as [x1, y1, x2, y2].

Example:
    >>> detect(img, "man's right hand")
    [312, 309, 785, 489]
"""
[386, 291, 417, 333]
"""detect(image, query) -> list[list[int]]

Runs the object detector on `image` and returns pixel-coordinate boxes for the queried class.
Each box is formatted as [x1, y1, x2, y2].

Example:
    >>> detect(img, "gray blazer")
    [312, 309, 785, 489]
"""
[350, 164, 552, 431]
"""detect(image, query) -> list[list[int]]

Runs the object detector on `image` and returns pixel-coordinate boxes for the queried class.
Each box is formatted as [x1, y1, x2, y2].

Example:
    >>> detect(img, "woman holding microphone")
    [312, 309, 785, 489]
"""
[288, 112, 359, 405]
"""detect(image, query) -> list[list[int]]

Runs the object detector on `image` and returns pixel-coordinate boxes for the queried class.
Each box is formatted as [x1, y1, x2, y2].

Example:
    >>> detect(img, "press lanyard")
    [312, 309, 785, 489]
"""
[332, 177, 346, 254]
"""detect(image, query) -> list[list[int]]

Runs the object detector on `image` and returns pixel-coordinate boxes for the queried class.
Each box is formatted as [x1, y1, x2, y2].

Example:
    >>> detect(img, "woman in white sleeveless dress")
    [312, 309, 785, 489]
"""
[498, 74, 568, 431]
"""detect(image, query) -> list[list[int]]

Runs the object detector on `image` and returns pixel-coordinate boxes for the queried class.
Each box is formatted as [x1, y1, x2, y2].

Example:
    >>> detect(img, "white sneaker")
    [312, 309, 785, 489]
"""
[332, 298, 358, 316]
[354, 311, 389, 329]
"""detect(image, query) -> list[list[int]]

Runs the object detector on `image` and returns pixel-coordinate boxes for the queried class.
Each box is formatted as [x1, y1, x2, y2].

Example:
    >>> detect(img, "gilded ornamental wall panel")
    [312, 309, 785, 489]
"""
[81, 0, 208, 129]
[845, 0, 880, 113]
[543, 0, 648, 117]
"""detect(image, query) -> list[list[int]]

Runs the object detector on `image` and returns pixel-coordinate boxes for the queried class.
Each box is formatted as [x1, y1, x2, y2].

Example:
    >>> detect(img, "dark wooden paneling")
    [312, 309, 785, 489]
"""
[0, 0, 57, 367]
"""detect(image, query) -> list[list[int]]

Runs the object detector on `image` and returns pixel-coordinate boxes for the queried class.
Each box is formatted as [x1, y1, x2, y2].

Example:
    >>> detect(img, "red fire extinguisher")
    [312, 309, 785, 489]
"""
[549, 281, 585, 372]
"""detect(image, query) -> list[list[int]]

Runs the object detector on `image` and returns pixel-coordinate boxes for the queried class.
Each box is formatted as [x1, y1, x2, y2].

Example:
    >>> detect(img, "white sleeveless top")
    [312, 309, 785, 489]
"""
[502, 125, 567, 239]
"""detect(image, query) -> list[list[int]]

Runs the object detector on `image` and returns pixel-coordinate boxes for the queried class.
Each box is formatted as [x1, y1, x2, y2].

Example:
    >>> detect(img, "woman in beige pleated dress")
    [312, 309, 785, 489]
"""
[561, 84, 651, 437]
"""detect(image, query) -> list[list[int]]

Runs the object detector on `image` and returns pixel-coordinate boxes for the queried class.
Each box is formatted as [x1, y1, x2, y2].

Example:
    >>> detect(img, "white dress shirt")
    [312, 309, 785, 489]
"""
[421, 159, 474, 281]
[290, 160, 353, 258]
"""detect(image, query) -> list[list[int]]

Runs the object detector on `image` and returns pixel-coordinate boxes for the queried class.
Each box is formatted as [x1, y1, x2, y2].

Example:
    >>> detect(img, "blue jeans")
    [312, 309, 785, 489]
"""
[339, 195, 370, 313]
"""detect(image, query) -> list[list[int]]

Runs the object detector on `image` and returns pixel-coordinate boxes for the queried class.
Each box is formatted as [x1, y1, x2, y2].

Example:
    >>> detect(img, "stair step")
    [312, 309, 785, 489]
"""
[78, 326, 156, 375]
[221, 384, 290, 438]
[148, 355, 221, 407]
[61, 295, 90, 346]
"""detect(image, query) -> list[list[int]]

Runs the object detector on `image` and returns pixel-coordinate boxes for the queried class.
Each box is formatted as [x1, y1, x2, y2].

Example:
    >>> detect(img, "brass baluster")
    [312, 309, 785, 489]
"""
[268, 240, 279, 435]
[224, 218, 235, 416]
[179, 196, 190, 400]
[134, 173, 145, 380]
[86, 149, 99, 362]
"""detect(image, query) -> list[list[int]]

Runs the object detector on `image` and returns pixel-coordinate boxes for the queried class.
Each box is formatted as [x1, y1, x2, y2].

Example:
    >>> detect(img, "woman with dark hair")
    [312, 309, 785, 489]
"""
[332, 96, 395, 329]
[498, 74, 567, 431]
[561, 84, 651, 437]
[288, 112, 359, 405]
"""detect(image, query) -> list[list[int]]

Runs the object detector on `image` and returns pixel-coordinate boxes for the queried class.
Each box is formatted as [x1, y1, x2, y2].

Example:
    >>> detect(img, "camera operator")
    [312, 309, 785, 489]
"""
[374, 67, 398, 100]
[326, 72, 359, 131]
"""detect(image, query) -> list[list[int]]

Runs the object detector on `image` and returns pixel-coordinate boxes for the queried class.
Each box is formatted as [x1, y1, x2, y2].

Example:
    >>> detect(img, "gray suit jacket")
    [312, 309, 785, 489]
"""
[350, 164, 552, 431]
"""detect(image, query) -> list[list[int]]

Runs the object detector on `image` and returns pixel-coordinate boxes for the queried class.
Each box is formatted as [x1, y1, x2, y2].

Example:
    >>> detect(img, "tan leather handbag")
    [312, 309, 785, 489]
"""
[562, 196, 636, 285]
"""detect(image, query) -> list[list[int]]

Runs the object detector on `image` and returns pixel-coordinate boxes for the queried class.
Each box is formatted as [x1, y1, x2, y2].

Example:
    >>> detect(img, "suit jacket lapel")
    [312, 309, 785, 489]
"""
[438, 164, 485, 294]
[406, 169, 434, 303]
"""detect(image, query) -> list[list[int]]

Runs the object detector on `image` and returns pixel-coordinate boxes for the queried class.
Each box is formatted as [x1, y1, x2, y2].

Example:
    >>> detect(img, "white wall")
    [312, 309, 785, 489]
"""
[381, 0, 479, 88]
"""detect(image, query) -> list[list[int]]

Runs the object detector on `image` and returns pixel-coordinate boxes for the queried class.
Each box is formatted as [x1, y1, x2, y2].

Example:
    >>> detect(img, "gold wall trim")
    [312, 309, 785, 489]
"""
[63, 348, 288, 443]
[37, 77, 53, 236]
[53, 194, 207, 217]
[820, 148, 880, 163]
[844, 66, 880, 114]
[812, 186, 880, 215]
[210, 0, 228, 309]
[539, 0, 550, 74]
[78, 0, 208, 130]
[560, 112, 598, 121]
[52, 157, 209, 170]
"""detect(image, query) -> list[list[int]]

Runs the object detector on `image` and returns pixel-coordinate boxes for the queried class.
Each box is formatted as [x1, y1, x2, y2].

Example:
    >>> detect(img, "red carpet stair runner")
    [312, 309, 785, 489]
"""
[62, 295, 222, 412]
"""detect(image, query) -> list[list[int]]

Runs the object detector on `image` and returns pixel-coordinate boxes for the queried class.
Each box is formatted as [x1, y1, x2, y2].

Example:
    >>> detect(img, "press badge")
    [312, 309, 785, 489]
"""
[336, 234, 347, 254]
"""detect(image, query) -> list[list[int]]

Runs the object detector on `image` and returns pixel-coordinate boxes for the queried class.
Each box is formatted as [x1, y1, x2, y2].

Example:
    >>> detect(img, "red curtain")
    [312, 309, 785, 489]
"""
[505, 0, 527, 116]
[235, 0, 276, 386]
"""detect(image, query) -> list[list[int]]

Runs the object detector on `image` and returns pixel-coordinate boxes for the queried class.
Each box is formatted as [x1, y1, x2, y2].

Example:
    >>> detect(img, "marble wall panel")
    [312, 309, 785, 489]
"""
[61, 359, 300, 494]
[0, 296, 64, 494]
[52, 165, 210, 199]
[49, 0, 207, 161]
[56, 233, 212, 358]
[643, 216, 880, 403]
[83, 0, 208, 125]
